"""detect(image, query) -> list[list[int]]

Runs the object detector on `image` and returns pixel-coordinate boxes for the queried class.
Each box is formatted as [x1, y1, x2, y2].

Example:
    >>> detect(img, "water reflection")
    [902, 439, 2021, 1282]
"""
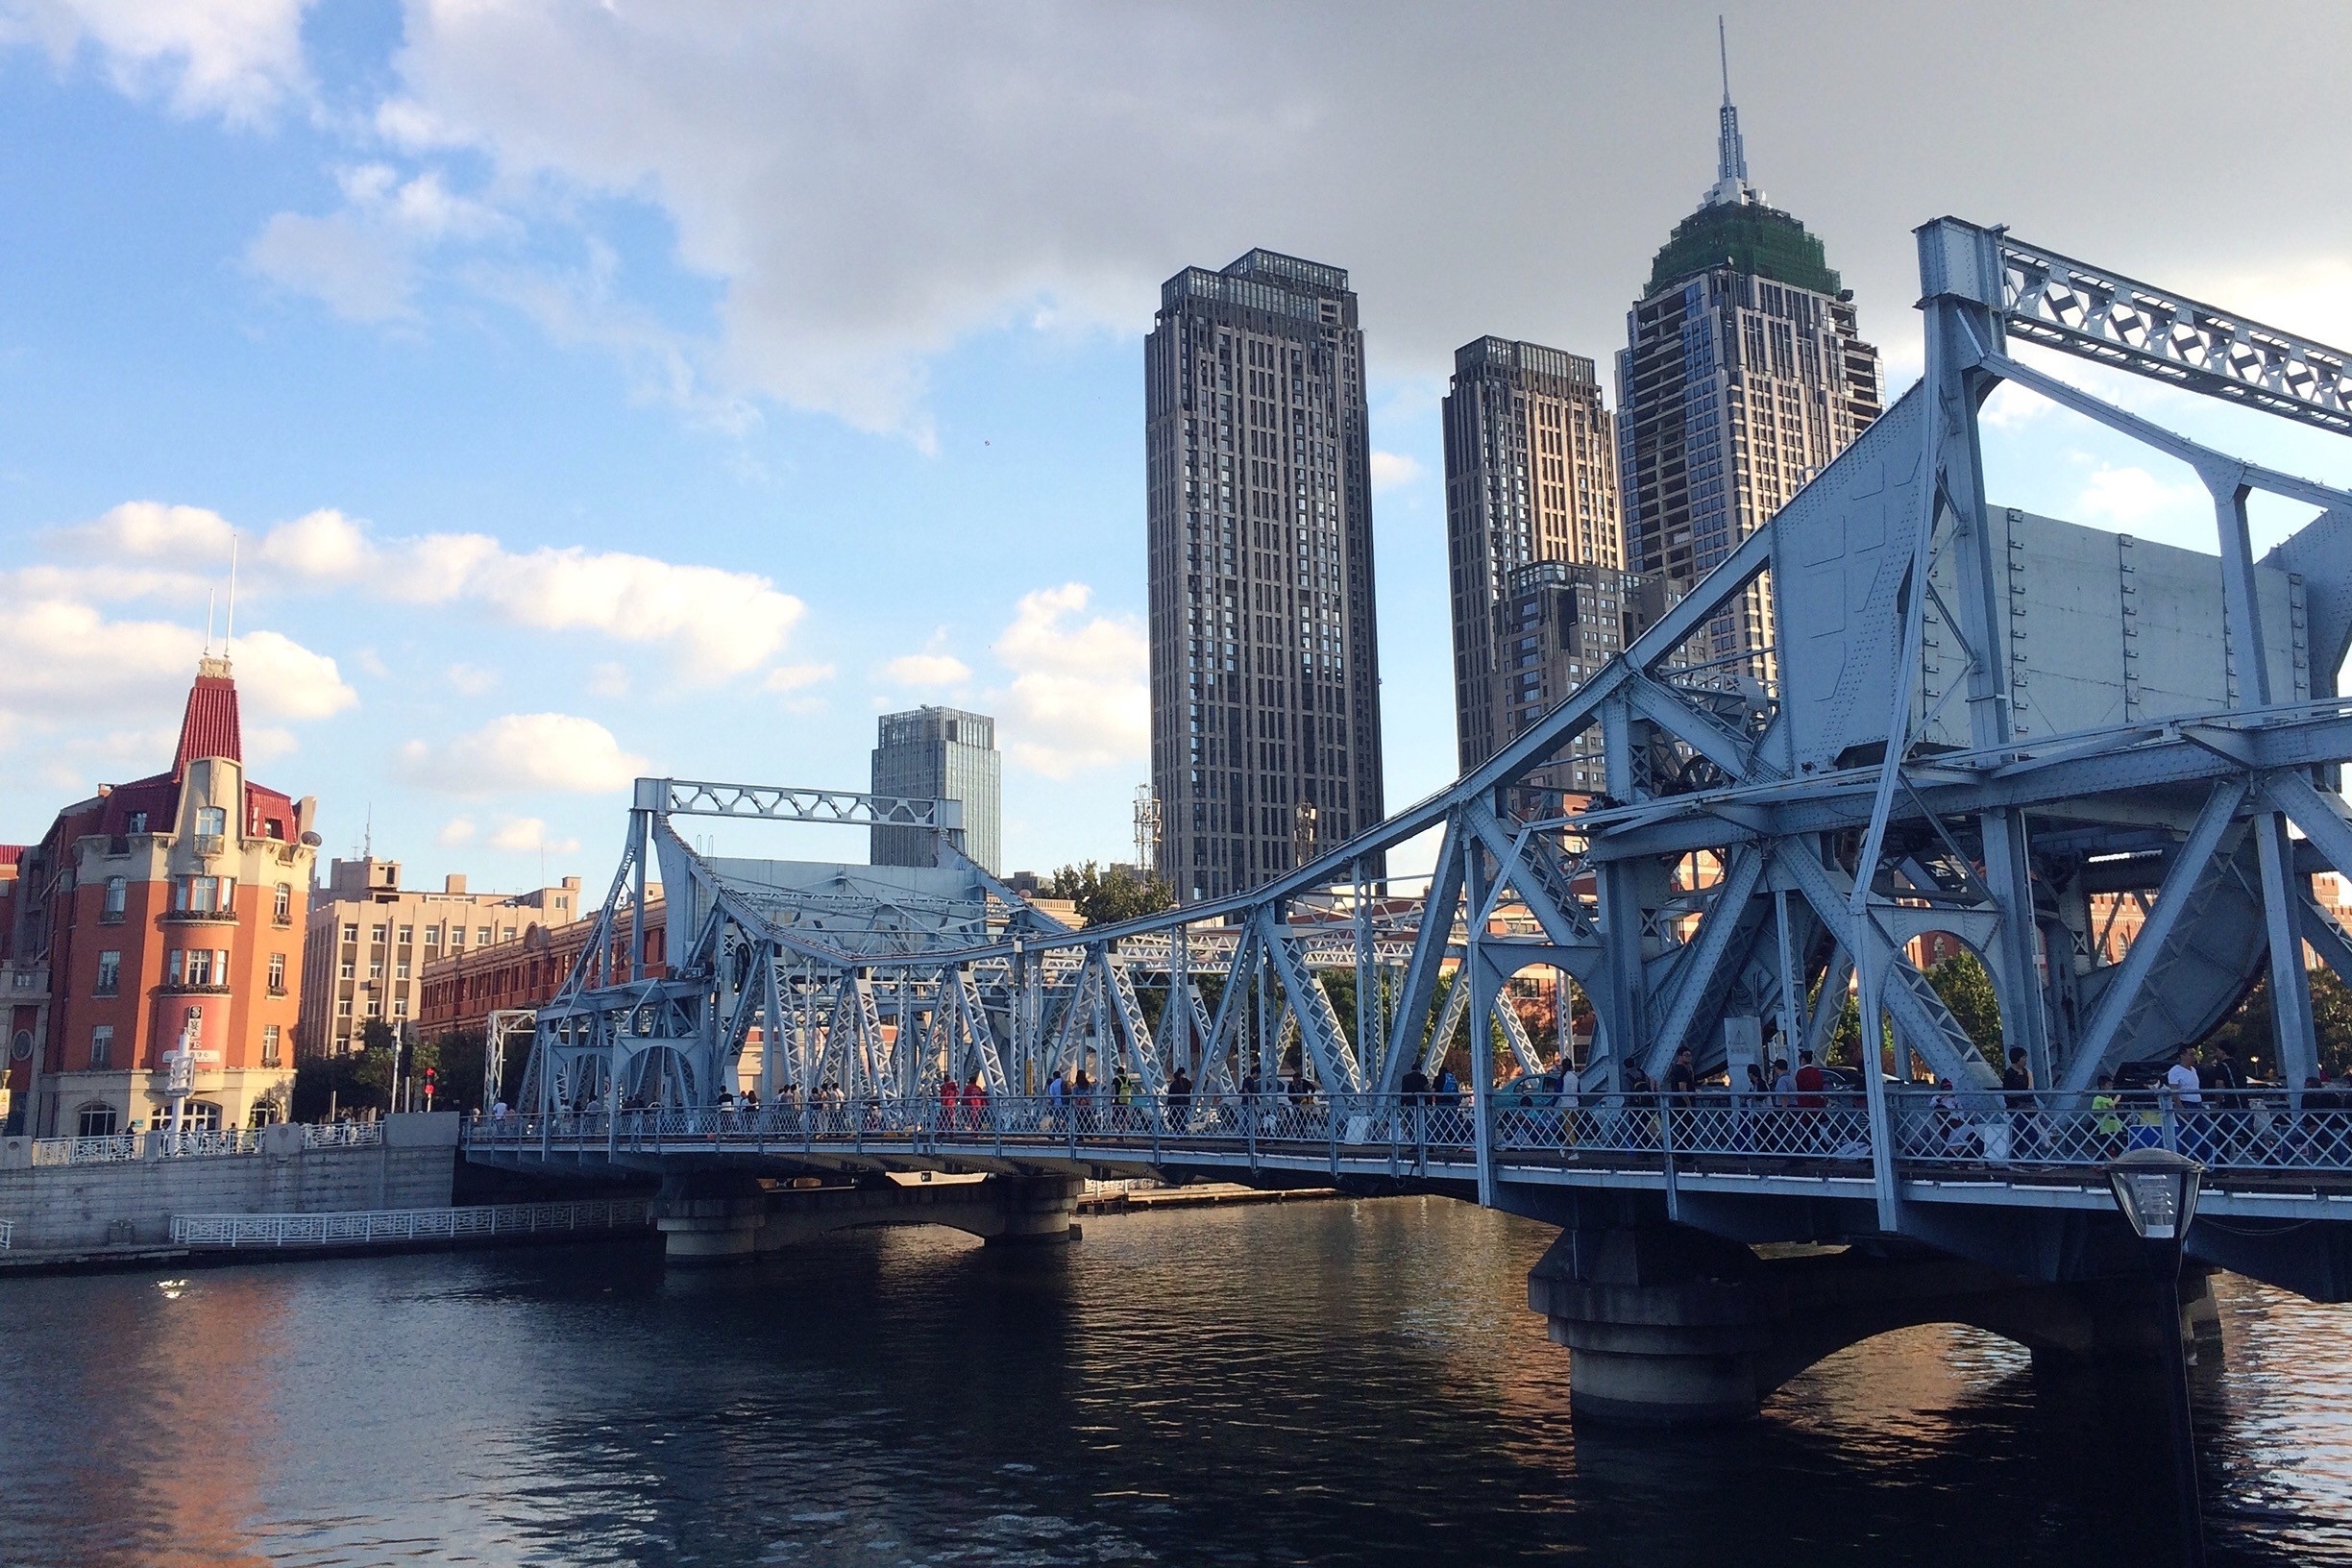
[0, 1199, 2346, 1566]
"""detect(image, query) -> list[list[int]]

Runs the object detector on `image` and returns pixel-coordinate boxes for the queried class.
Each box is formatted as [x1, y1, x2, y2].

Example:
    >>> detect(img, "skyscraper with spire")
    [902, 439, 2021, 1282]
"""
[1616, 25, 1881, 677]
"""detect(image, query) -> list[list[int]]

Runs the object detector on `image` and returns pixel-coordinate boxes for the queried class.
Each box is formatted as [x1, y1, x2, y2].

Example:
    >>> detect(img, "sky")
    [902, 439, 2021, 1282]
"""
[3, 0, 2350, 894]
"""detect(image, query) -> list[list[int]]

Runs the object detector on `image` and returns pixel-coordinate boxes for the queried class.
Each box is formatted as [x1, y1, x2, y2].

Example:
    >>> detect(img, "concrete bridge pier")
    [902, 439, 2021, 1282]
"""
[651, 1172, 1082, 1263]
[1528, 1223, 2220, 1426]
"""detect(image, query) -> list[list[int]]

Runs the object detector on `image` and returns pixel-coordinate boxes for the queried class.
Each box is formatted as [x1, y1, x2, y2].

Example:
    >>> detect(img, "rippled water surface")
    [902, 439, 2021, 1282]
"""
[3, 1197, 2350, 1566]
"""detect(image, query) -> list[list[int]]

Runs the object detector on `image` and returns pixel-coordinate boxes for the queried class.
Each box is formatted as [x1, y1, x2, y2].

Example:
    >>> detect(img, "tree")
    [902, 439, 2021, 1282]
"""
[1926, 949, 2004, 1066]
[288, 1038, 395, 1121]
[1045, 861, 1176, 926]
[2206, 967, 2352, 1081]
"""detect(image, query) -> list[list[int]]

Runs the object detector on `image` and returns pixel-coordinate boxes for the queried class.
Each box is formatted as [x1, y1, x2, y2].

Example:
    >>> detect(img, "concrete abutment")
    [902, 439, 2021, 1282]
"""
[650, 1172, 1082, 1263]
[1529, 1223, 2218, 1427]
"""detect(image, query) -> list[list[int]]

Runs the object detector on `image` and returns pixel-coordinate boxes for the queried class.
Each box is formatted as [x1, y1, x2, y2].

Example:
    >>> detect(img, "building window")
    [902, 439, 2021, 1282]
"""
[267, 953, 286, 993]
[193, 805, 228, 850]
[101, 876, 127, 922]
[339, 959, 355, 981]
[127, 812, 147, 835]
[274, 884, 292, 924]
[392, 998, 407, 1018]
[342, 922, 358, 943]
[371, 923, 389, 944]
[260, 1025, 282, 1067]
[370, 961, 384, 980]
[449, 928, 466, 949]
[337, 998, 353, 1017]
[477, 927, 492, 944]
[77, 1102, 118, 1138]
[365, 997, 381, 1017]
[397, 924, 413, 944]
[395, 960, 411, 981]
[88, 1027, 113, 1069]
[94, 951, 121, 996]
[501, 927, 515, 943]
[424, 926, 441, 948]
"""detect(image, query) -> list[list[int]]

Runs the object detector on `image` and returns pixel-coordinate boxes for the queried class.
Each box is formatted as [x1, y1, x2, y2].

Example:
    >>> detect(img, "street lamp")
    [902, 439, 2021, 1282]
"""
[2107, 1145, 2205, 1568]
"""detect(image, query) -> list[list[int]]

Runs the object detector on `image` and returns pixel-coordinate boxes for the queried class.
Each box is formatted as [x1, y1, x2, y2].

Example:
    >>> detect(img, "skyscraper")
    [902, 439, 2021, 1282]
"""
[1617, 36, 1881, 676]
[1145, 250, 1384, 902]
[1441, 336, 1626, 772]
[870, 706, 1002, 874]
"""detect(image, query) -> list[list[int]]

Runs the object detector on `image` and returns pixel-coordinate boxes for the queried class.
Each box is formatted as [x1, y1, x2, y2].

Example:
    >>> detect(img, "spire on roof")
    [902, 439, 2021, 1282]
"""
[1703, 16, 1765, 210]
[173, 655, 243, 779]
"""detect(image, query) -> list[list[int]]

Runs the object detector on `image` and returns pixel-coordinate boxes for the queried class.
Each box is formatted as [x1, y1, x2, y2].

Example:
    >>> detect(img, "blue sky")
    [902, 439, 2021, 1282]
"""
[2, 2, 2347, 893]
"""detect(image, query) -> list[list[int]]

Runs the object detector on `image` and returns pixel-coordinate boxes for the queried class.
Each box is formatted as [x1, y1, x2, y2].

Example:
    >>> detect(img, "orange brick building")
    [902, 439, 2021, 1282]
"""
[0, 657, 315, 1136]
[417, 894, 668, 1040]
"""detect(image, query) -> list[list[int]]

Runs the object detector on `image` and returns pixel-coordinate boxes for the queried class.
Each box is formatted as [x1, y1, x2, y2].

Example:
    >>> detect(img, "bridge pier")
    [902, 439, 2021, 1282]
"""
[651, 1172, 1082, 1263]
[1528, 1223, 2219, 1426]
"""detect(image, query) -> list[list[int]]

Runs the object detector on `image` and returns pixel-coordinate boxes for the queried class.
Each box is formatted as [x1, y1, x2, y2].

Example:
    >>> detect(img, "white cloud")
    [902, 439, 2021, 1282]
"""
[80, 502, 816, 683]
[446, 662, 498, 696]
[0, 599, 354, 731]
[230, 628, 359, 721]
[247, 208, 417, 323]
[399, 712, 649, 795]
[248, 164, 518, 322]
[878, 652, 970, 688]
[586, 661, 630, 699]
[0, 0, 316, 124]
[490, 816, 580, 855]
[990, 583, 1145, 778]
[762, 661, 835, 693]
[1368, 451, 1425, 493]
[2073, 463, 2211, 532]
[438, 816, 477, 847]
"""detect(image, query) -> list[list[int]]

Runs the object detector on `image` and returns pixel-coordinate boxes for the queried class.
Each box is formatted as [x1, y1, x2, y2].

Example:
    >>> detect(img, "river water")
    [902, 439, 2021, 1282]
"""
[1, 1197, 2348, 1567]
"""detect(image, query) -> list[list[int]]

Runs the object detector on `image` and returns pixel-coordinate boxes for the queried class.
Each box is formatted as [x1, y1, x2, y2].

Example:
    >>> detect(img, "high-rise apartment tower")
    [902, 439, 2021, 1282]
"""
[1617, 39, 1881, 675]
[1441, 336, 1626, 772]
[1145, 250, 1384, 902]
[870, 706, 1002, 874]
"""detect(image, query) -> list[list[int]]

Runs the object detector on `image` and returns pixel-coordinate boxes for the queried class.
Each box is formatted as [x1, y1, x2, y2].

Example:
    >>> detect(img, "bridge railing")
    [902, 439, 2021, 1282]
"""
[1887, 1087, 2352, 1177]
[462, 1088, 2352, 1187]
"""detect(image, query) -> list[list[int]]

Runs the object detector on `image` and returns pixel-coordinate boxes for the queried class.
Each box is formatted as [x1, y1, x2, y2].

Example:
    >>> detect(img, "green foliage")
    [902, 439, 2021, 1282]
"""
[2207, 968, 2352, 1081]
[1926, 949, 2004, 1065]
[1046, 861, 1176, 926]
[289, 1043, 394, 1121]
[423, 1029, 498, 1114]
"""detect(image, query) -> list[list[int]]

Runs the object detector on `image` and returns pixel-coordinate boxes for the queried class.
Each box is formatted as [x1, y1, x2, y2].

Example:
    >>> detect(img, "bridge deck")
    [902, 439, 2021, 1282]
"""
[466, 1090, 2352, 1224]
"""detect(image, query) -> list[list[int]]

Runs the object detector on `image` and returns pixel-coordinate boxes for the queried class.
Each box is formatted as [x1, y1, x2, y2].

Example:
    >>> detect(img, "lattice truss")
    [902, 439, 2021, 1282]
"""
[527, 220, 2352, 1204]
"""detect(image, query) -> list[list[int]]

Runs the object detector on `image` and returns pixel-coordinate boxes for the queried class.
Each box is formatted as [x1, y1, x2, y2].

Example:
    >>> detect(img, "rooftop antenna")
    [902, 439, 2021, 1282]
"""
[1706, 13, 1753, 206]
[363, 803, 373, 860]
[205, 589, 217, 657]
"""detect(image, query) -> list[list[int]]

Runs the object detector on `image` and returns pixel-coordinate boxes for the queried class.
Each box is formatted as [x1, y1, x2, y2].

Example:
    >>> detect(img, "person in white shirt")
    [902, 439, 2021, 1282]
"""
[2166, 1044, 2204, 1105]
[2166, 1043, 2208, 1161]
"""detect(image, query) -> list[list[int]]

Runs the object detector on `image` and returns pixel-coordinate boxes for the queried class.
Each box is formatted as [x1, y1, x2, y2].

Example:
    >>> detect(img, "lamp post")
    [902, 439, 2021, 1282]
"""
[2106, 1145, 2206, 1568]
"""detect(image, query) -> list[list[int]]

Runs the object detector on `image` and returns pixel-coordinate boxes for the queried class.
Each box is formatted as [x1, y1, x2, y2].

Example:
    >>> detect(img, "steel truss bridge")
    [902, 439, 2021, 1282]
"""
[483, 218, 2352, 1417]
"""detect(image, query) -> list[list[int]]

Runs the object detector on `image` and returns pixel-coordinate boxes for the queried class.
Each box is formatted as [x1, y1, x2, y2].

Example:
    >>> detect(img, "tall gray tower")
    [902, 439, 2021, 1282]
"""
[870, 706, 1001, 873]
[1441, 336, 1624, 773]
[1616, 33, 1882, 677]
[1145, 250, 1384, 902]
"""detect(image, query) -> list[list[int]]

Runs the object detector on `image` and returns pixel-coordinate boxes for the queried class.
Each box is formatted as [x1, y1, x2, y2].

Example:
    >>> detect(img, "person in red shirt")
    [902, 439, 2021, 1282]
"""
[1792, 1049, 1826, 1110]
[960, 1074, 988, 1133]
[938, 1075, 962, 1135]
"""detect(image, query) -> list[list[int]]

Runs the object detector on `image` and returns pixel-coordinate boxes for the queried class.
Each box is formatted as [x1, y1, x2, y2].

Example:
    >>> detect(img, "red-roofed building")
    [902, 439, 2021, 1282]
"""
[0, 656, 317, 1137]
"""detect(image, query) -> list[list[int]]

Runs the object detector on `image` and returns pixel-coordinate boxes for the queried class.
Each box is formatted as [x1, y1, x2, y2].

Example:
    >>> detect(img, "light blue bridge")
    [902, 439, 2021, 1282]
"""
[470, 218, 2352, 1423]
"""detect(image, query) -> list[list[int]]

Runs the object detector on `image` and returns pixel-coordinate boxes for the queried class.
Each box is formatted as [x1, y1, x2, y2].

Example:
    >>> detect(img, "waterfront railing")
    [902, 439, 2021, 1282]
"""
[170, 1198, 650, 1248]
[25, 1120, 385, 1167]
